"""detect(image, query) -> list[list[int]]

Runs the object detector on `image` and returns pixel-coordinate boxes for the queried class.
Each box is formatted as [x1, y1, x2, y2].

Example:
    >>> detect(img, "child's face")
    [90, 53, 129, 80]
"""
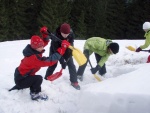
[108, 48, 114, 55]
[36, 46, 44, 52]
[144, 29, 149, 32]
[61, 32, 69, 38]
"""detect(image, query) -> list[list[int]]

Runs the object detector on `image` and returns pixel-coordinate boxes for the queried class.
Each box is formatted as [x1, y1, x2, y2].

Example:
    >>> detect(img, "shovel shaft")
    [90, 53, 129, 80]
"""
[141, 50, 149, 52]
[89, 59, 101, 81]
[88, 59, 93, 68]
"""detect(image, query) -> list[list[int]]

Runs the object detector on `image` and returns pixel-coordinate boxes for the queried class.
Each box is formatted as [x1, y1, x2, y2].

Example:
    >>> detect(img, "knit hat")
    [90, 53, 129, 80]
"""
[60, 23, 71, 34]
[109, 43, 119, 54]
[143, 22, 150, 30]
[30, 35, 44, 49]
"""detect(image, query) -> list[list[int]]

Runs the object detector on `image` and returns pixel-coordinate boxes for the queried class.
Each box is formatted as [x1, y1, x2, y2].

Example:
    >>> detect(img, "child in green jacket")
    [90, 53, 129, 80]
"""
[136, 22, 150, 63]
[77, 37, 119, 81]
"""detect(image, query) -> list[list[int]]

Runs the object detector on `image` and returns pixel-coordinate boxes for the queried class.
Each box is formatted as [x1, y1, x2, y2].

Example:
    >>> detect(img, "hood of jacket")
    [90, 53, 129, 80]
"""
[22, 44, 44, 57]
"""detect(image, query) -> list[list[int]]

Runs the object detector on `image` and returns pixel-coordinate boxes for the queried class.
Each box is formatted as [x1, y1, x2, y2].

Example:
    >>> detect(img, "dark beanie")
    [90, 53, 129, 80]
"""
[109, 43, 119, 54]
[60, 23, 71, 34]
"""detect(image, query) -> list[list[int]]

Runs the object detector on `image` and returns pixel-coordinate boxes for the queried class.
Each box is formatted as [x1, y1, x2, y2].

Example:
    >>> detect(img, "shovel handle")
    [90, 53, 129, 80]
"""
[89, 59, 101, 81]
[68, 46, 74, 50]
[141, 50, 149, 52]
[88, 59, 93, 68]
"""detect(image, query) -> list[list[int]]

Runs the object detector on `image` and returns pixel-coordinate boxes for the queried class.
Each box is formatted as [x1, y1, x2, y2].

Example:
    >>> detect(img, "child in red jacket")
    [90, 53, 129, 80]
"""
[11, 28, 70, 101]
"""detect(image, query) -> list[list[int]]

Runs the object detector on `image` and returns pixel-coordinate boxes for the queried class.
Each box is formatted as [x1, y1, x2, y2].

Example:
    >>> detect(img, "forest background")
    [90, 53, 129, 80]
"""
[0, 0, 150, 41]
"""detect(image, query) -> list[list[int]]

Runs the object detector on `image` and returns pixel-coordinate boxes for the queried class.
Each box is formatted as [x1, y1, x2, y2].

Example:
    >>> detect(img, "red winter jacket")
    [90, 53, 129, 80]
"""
[18, 44, 61, 76]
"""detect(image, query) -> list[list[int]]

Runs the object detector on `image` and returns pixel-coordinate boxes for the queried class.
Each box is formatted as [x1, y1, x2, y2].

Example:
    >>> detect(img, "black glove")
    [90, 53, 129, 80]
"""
[41, 56, 47, 61]
[60, 57, 67, 69]
[136, 47, 142, 52]
[90, 65, 101, 74]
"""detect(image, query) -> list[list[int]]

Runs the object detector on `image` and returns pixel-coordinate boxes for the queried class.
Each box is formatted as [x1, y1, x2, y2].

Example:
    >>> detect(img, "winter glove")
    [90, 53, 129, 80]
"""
[136, 47, 142, 52]
[60, 57, 67, 69]
[40, 26, 50, 42]
[90, 65, 101, 74]
[41, 56, 47, 61]
[57, 47, 66, 56]
[40, 26, 48, 34]
[61, 40, 70, 48]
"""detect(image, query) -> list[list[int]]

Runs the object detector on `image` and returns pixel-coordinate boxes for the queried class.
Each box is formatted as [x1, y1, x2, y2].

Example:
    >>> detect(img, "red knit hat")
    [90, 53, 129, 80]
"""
[30, 35, 44, 49]
[60, 23, 71, 34]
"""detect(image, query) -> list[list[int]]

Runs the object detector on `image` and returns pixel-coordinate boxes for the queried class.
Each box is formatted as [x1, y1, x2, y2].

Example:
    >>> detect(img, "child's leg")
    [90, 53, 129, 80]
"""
[94, 53, 106, 75]
[18, 75, 48, 100]
[17, 75, 43, 93]
[77, 49, 90, 76]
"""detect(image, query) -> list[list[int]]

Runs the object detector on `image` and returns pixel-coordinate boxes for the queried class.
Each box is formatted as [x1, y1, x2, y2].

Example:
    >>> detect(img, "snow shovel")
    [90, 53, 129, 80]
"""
[47, 69, 63, 81]
[47, 57, 70, 81]
[48, 33, 87, 66]
[126, 46, 136, 51]
[126, 46, 150, 52]
[68, 46, 87, 66]
[89, 59, 101, 82]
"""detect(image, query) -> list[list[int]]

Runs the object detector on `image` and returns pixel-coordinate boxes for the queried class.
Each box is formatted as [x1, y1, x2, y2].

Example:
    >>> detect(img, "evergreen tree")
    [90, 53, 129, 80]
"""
[84, 0, 97, 38]
[24, 0, 43, 38]
[7, 0, 18, 40]
[70, 0, 87, 39]
[75, 11, 87, 39]
[104, 0, 126, 39]
[125, 0, 150, 39]
[37, 0, 72, 33]
[92, 0, 108, 38]
[0, 0, 9, 41]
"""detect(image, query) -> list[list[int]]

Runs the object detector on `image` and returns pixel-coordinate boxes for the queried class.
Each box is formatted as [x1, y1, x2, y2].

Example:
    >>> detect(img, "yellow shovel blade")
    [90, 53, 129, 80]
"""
[69, 46, 87, 66]
[126, 46, 136, 51]
[94, 74, 101, 82]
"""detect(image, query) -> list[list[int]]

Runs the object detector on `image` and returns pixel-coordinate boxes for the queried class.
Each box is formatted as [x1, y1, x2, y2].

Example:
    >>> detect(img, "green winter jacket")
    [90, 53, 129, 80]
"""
[140, 30, 150, 49]
[84, 37, 112, 67]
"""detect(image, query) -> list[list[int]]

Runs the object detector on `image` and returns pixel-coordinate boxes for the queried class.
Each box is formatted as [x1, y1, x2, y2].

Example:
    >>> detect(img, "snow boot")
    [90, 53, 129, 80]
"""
[77, 75, 83, 81]
[71, 82, 80, 90]
[147, 55, 150, 63]
[30, 92, 48, 101]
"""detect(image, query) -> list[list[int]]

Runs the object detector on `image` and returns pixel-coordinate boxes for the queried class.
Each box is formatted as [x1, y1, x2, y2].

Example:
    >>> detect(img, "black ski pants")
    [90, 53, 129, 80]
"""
[14, 68, 42, 93]
[77, 50, 106, 76]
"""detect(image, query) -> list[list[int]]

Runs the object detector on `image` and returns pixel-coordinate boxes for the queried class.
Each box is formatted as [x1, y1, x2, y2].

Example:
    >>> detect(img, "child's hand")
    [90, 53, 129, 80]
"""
[61, 40, 70, 48]
[90, 65, 101, 74]
[135, 47, 142, 52]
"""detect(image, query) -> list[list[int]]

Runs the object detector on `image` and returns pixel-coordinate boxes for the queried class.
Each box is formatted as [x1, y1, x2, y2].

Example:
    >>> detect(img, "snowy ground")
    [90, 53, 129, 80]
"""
[0, 39, 150, 113]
